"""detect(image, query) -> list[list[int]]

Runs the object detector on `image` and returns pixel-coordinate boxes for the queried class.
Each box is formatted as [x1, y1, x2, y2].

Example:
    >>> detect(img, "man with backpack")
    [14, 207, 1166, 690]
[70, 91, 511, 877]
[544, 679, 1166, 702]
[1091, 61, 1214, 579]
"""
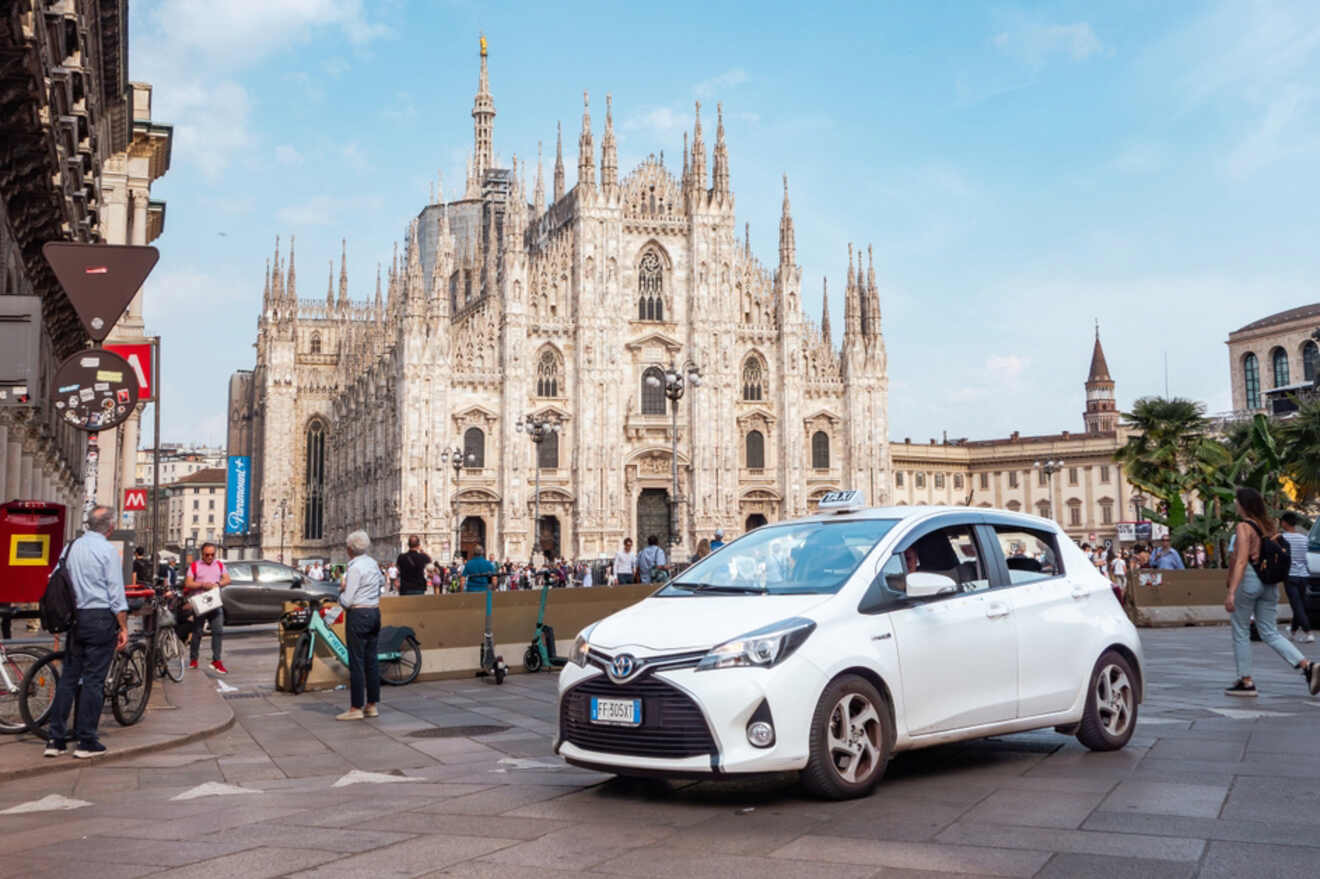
[43, 505, 128, 758]
[184, 542, 230, 674]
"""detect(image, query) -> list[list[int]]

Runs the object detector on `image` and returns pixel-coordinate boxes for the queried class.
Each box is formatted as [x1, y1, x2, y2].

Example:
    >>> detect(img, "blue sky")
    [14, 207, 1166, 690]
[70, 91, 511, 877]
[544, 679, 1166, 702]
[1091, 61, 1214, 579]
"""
[129, 0, 1320, 447]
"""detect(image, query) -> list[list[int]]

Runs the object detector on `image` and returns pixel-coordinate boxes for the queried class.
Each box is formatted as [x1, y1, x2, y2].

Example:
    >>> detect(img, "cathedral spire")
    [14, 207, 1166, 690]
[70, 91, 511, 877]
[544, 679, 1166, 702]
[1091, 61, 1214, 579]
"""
[681, 131, 690, 195]
[553, 121, 565, 201]
[270, 236, 283, 303]
[601, 94, 618, 189]
[712, 102, 730, 199]
[690, 101, 707, 194]
[534, 141, 545, 215]
[374, 263, 383, 322]
[285, 235, 297, 304]
[464, 153, 478, 199]
[844, 243, 861, 340]
[262, 258, 271, 312]
[866, 244, 881, 338]
[326, 259, 334, 308]
[778, 173, 795, 266]
[821, 277, 832, 344]
[337, 238, 349, 309]
[745, 222, 751, 258]
[578, 91, 595, 189]
[471, 35, 496, 181]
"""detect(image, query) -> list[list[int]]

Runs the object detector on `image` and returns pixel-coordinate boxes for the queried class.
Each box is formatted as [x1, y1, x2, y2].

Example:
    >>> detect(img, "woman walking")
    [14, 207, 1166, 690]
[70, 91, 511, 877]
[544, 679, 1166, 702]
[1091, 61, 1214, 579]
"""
[1224, 488, 1320, 697]
[337, 530, 383, 720]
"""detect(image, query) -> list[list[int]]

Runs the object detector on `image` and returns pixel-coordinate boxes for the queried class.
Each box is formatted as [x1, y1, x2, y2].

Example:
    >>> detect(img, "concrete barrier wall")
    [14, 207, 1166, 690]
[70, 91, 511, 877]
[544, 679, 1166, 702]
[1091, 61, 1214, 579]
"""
[1128, 568, 1292, 627]
[276, 585, 655, 691]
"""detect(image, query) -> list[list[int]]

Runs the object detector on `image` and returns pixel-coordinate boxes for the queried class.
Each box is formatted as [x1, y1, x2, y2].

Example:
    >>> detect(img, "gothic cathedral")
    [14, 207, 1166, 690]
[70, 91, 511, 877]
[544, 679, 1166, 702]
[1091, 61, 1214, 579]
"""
[228, 42, 891, 563]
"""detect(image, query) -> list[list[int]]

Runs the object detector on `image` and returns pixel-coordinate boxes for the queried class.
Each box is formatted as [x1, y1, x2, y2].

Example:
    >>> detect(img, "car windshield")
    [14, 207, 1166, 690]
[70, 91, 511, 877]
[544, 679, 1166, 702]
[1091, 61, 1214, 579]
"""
[660, 519, 898, 596]
[1310, 518, 1320, 553]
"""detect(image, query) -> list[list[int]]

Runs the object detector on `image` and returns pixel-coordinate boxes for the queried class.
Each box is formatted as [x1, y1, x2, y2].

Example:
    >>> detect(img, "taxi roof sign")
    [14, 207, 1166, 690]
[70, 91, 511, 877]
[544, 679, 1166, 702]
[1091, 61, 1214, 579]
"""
[817, 490, 865, 512]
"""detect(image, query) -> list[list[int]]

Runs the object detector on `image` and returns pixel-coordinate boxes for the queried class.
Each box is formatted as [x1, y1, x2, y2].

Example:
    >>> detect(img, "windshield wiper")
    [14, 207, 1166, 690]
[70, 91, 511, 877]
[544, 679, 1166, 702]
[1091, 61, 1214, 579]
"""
[671, 582, 768, 594]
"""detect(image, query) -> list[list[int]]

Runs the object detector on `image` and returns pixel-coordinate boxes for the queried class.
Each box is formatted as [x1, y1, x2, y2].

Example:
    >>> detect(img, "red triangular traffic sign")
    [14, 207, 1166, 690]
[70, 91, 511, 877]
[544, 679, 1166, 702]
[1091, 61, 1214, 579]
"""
[43, 243, 159, 343]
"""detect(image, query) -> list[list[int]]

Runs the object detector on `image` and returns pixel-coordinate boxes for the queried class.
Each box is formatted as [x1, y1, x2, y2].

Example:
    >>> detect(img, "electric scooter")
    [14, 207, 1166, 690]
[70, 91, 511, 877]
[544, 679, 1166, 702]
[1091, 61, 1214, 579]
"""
[476, 586, 507, 684]
[523, 568, 568, 673]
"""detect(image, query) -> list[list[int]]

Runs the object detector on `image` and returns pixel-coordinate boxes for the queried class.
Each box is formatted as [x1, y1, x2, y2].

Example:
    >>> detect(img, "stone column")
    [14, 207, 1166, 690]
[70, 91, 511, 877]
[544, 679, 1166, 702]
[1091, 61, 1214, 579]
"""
[0, 424, 8, 500]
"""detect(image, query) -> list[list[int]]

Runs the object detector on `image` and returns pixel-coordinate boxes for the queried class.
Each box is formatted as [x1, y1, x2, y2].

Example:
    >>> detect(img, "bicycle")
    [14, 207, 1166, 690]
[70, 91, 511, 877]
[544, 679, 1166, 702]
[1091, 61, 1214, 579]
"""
[0, 641, 52, 733]
[19, 592, 158, 732]
[150, 582, 185, 683]
[284, 596, 421, 695]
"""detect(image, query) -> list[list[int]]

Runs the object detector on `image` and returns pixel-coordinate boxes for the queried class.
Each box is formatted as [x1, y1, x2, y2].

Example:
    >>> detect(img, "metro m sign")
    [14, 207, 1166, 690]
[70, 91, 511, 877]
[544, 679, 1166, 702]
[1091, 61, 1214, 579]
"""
[104, 342, 153, 401]
[123, 488, 148, 512]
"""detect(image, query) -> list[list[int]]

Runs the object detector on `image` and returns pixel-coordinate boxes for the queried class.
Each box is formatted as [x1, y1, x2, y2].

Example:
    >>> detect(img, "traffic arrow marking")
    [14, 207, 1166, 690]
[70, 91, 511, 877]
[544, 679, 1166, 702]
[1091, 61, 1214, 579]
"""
[332, 769, 419, 788]
[0, 794, 92, 814]
[1206, 707, 1295, 720]
[171, 782, 260, 801]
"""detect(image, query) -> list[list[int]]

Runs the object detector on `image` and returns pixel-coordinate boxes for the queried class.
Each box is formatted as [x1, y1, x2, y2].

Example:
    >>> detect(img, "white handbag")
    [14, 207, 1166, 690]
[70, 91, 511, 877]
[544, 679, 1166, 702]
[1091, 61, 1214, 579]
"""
[188, 588, 223, 616]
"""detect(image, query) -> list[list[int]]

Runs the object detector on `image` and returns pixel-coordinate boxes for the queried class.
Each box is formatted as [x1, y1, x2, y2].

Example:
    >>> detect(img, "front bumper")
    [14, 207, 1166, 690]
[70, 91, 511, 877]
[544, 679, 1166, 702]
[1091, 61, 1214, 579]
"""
[555, 657, 820, 776]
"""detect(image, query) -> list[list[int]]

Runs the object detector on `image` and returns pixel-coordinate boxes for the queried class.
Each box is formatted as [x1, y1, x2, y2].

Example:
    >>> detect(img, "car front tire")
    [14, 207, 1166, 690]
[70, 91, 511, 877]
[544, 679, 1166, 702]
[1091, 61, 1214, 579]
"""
[1076, 650, 1138, 751]
[800, 673, 893, 800]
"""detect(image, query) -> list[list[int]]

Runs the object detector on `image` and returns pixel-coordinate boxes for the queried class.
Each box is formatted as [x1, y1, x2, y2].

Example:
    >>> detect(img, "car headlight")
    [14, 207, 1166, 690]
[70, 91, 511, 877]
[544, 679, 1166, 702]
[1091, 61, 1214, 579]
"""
[569, 623, 597, 668]
[696, 617, 816, 671]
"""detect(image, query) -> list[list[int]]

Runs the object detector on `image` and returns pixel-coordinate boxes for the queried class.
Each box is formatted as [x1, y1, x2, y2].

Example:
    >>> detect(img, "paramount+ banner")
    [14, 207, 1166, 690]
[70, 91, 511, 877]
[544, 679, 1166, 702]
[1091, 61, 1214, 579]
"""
[225, 455, 251, 535]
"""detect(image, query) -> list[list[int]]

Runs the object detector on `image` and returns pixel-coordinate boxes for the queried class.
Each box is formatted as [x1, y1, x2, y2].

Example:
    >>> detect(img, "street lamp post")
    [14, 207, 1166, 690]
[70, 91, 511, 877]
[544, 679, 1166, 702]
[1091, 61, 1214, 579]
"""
[440, 446, 467, 559]
[515, 413, 560, 565]
[1032, 459, 1064, 521]
[646, 359, 702, 551]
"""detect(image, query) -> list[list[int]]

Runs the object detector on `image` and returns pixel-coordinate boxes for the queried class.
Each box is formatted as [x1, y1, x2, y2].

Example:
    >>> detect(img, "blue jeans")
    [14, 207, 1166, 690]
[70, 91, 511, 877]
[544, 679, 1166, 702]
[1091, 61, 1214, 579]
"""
[47, 610, 118, 747]
[1284, 576, 1311, 633]
[1231, 567, 1305, 678]
[464, 584, 489, 593]
[345, 607, 380, 709]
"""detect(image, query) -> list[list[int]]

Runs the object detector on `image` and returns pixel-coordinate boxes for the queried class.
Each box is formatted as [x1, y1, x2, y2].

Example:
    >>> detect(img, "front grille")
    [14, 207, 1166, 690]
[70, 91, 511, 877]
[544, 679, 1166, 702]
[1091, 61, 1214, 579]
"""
[561, 675, 717, 759]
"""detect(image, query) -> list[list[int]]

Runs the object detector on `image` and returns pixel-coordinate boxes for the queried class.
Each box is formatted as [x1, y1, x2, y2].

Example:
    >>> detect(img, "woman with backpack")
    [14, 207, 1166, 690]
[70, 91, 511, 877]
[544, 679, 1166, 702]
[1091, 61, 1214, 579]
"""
[1224, 487, 1320, 697]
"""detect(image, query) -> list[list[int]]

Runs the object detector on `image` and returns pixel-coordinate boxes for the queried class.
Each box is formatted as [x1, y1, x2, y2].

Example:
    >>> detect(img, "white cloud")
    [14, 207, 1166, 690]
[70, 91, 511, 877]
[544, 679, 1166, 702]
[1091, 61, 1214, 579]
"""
[695, 68, 749, 98]
[275, 144, 303, 165]
[986, 354, 1030, 382]
[382, 91, 418, 123]
[623, 106, 687, 135]
[340, 142, 370, 170]
[277, 196, 341, 226]
[993, 19, 1103, 67]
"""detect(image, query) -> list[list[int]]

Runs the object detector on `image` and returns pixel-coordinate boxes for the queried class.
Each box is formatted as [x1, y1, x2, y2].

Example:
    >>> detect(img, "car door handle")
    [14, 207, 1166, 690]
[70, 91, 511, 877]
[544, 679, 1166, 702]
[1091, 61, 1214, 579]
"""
[1071, 586, 1090, 600]
[985, 602, 1010, 619]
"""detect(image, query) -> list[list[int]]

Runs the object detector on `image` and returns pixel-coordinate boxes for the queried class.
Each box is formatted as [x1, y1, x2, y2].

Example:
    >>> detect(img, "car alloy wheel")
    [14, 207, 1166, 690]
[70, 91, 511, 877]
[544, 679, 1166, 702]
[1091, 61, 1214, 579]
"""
[801, 673, 892, 799]
[1076, 649, 1138, 751]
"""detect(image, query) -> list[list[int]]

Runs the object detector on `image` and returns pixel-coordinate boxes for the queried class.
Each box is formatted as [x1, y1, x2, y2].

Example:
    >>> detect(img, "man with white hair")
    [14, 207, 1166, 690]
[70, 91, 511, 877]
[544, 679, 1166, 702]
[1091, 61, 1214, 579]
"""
[337, 530, 382, 721]
[44, 505, 127, 758]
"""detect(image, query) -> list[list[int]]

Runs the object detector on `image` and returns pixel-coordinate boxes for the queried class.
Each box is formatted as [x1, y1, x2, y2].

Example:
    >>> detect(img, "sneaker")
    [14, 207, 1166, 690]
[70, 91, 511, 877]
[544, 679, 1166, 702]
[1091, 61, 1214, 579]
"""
[1306, 662, 1320, 696]
[189, 659, 198, 670]
[1305, 632, 1316, 644]
[43, 741, 66, 758]
[364, 705, 379, 718]
[336, 708, 364, 721]
[210, 660, 228, 675]
[1225, 678, 1258, 697]
[73, 741, 107, 759]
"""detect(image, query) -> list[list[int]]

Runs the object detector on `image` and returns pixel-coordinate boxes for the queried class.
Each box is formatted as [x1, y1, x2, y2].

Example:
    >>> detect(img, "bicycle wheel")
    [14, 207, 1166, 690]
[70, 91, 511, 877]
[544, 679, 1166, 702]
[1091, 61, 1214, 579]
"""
[290, 632, 312, 695]
[0, 648, 48, 733]
[112, 642, 152, 726]
[156, 628, 184, 683]
[18, 650, 63, 733]
[381, 636, 421, 686]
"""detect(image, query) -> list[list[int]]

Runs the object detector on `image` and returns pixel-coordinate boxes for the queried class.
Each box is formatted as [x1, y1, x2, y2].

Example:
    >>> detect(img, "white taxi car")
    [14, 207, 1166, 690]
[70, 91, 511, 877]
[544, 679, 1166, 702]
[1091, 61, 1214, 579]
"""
[555, 498, 1143, 799]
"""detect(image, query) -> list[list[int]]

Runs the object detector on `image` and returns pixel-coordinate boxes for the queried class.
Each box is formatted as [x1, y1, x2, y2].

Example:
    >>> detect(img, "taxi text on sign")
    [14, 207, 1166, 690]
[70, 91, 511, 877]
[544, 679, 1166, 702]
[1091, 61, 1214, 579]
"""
[104, 342, 153, 401]
[123, 488, 147, 512]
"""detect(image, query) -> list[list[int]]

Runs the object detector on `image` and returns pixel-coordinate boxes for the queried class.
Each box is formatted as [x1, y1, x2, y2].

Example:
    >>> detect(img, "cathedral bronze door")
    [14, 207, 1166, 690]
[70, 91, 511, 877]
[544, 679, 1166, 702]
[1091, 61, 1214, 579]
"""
[460, 516, 486, 560]
[537, 516, 561, 561]
[745, 513, 768, 532]
[637, 488, 671, 548]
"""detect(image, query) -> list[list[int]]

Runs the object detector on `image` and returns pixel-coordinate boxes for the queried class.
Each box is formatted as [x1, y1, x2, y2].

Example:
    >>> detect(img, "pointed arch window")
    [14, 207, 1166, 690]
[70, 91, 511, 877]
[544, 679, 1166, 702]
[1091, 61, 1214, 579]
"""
[1304, 340, 1319, 384]
[1271, 346, 1290, 388]
[536, 348, 563, 398]
[742, 357, 764, 401]
[811, 430, 830, 469]
[641, 367, 666, 415]
[464, 427, 485, 468]
[637, 249, 664, 321]
[1243, 353, 1261, 409]
[538, 430, 559, 469]
[309, 332, 322, 354]
[746, 430, 765, 469]
[303, 419, 326, 540]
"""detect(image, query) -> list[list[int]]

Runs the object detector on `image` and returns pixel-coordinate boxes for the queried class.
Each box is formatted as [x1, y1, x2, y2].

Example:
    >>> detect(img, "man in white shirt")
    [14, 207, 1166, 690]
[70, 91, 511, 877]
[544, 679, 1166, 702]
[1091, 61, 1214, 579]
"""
[612, 538, 637, 585]
[1280, 512, 1313, 642]
[338, 530, 383, 721]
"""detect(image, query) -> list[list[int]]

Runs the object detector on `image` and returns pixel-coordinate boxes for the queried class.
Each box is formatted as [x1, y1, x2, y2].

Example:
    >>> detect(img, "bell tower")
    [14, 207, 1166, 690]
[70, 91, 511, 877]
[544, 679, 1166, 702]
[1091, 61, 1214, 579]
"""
[1084, 325, 1117, 433]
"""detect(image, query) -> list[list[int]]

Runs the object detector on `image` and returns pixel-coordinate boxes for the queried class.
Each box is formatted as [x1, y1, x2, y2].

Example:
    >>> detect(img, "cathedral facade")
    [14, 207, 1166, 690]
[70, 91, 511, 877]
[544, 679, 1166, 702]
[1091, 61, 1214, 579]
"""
[228, 45, 891, 564]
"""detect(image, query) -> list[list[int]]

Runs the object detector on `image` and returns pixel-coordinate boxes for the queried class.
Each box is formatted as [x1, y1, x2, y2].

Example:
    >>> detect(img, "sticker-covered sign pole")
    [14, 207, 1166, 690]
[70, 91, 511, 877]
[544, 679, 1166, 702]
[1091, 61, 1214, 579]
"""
[151, 336, 161, 575]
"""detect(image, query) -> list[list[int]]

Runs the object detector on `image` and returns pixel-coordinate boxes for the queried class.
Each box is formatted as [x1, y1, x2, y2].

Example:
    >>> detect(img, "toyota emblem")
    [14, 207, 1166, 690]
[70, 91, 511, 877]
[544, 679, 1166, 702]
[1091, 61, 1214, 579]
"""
[609, 653, 637, 681]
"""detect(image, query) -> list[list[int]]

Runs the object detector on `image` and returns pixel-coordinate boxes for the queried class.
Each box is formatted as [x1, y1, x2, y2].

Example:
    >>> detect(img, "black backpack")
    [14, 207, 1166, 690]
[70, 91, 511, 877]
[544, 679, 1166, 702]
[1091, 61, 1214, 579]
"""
[39, 542, 76, 634]
[1244, 521, 1290, 586]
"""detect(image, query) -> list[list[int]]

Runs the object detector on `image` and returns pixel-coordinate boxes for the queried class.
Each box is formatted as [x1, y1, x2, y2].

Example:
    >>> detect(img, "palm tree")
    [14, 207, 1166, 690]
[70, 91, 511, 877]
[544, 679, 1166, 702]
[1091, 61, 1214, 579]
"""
[1279, 397, 1320, 506]
[1114, 397, 1212, 529]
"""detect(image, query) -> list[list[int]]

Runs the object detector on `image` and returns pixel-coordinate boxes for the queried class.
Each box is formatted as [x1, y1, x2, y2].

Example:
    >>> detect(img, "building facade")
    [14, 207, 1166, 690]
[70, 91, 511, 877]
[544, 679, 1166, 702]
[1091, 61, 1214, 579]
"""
[891, 332, 1140, 544]
[1226, 304, 1320, 413]
[0, 1, 136, 531]
[134, 444, 226, 486]
[164, 466, 225, 551]
[230, 43, 891, 563]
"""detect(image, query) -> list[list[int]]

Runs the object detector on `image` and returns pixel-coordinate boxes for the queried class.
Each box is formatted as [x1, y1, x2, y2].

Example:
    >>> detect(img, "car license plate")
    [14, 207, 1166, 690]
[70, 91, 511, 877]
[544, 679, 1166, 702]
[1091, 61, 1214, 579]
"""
[590, 696, 642, 726]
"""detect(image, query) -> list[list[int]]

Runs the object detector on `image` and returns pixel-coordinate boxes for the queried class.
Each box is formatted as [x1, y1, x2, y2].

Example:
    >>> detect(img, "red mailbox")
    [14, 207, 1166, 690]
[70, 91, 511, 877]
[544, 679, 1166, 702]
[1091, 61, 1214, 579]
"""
[0, 501, 66, 603]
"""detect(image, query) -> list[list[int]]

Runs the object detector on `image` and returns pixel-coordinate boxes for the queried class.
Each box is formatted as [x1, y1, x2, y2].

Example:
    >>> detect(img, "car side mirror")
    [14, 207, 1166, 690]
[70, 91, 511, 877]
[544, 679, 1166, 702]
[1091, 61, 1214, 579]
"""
[906, 571, 958, 599]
